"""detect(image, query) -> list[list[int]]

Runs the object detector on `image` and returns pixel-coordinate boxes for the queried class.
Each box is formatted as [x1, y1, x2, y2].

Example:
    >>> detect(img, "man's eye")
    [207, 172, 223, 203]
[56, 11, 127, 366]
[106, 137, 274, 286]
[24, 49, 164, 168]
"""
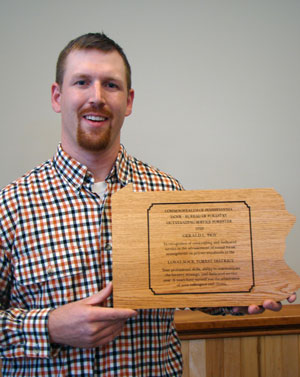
[106, 82, 118, 89]
[76, 80, 87, 86]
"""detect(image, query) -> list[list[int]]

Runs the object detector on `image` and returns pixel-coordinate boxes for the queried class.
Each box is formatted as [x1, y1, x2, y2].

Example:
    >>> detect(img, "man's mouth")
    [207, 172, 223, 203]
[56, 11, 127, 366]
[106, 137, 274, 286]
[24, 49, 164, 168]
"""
[83, 115, 108, 122]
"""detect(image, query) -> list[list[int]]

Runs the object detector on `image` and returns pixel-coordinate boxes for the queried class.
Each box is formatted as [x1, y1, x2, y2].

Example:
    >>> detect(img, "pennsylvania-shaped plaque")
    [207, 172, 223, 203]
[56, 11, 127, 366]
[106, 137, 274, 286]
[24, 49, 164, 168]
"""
[112, 185, 300, 309]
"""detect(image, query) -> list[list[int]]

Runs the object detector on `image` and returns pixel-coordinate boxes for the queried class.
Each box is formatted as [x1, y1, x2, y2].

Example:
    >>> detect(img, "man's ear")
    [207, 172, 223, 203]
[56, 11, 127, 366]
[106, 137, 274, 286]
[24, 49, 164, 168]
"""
[51, 83, 62, 113]
[125, 88, 135, 117]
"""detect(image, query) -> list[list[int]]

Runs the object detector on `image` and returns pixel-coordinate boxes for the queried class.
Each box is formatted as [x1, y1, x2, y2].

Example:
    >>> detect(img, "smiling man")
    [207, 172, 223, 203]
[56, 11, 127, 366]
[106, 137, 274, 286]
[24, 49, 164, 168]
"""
[0, 33, 295, 376]
[52, 44, 134, 181]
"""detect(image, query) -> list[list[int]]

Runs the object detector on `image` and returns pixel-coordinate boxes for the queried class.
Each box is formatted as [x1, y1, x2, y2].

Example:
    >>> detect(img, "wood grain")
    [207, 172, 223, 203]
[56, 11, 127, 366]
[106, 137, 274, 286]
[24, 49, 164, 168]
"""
[206, 338, 224, 377]
[112, 185, 299, 308]
[175, 304, 300, 339]
[240, 337, 259, 377]
[223, 338, 241, 377]
[178, 305, 300, 377]
[189, 340, 206, 377]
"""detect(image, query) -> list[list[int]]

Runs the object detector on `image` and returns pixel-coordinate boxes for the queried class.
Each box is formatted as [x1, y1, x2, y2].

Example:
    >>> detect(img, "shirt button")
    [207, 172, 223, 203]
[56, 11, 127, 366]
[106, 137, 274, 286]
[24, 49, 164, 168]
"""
[105, 244, 112, 252]
[47, 266, 55, 276]
[33, 345, 40, 355]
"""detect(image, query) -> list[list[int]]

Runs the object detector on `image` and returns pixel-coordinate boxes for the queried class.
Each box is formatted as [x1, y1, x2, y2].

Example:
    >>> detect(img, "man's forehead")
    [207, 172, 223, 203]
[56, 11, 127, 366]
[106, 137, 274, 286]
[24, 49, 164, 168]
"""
[64, 48, 126, 75]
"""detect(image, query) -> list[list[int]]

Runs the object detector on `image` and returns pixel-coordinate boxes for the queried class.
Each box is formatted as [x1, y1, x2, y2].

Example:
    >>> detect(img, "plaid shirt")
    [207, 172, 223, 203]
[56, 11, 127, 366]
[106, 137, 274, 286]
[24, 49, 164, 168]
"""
[0, 144, 184, 376]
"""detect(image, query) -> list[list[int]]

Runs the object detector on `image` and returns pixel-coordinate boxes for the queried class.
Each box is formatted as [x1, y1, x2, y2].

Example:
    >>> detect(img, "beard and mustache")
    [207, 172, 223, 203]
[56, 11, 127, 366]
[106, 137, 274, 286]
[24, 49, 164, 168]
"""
[77, 106, 113, 152]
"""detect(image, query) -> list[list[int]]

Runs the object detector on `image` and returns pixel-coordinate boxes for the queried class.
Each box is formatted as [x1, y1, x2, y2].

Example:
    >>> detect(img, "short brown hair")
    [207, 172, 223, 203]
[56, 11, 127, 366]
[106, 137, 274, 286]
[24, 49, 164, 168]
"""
[56, 32, 132, 90]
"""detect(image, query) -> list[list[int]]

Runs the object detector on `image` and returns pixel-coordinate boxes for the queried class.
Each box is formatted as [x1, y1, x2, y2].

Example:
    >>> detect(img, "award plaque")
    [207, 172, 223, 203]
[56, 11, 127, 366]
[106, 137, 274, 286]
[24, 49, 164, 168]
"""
[112, 185, 300, 309]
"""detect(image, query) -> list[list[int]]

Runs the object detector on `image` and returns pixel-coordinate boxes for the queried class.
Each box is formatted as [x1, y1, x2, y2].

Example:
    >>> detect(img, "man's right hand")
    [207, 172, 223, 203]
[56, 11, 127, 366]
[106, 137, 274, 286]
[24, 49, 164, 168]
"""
[48, 283, 137, 348]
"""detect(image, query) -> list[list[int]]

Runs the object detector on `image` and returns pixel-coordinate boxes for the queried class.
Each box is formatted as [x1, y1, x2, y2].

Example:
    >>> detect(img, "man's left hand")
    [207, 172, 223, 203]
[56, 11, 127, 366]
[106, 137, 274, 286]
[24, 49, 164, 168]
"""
[231, 293, 297, 315]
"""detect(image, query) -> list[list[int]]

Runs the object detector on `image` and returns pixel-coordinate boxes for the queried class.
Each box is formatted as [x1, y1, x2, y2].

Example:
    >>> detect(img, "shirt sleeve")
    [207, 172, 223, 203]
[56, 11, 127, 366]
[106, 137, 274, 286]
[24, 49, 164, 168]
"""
[0, 192, 57, 359]
[0, 240, 56, 359]
[0, 306, 54, 358]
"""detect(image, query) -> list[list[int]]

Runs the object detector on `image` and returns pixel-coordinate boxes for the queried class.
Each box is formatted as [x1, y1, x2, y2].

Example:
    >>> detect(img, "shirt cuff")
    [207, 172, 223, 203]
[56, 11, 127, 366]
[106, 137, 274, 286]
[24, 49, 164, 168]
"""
[22, 308, 55, 358]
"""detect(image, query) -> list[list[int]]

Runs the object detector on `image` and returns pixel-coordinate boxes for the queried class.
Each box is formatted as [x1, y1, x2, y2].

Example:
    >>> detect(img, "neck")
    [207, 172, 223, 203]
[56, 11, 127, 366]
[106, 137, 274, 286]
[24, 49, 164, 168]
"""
[62, 142, 120, 182]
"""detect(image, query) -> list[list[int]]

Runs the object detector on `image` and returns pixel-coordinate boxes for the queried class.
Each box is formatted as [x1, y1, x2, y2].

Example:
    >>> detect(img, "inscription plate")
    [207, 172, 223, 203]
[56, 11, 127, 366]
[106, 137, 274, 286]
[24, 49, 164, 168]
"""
[148, 201, 254, 295]
[112, 185, 300, 309]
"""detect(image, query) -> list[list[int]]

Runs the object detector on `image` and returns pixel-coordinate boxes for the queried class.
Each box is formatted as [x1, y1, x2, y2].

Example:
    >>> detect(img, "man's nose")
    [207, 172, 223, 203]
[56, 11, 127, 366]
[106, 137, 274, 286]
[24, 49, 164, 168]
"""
[89, 82, 105, 105]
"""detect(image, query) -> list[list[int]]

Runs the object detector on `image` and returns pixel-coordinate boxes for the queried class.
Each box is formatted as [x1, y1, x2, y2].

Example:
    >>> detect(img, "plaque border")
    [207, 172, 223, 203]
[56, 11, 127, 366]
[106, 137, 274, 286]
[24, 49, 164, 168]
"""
[147, 201, 255, 296]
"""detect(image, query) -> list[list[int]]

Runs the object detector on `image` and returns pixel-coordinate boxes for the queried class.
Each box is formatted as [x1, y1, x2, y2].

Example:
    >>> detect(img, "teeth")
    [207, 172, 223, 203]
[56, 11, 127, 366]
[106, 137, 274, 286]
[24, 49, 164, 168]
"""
[84, 115, 106, 121]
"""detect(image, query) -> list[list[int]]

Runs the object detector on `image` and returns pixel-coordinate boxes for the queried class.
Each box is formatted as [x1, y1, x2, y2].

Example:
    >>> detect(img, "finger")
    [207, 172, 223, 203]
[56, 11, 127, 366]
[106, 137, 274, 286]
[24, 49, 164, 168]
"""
[89, 306, 137, 322]
[231, 306, 249, 315]
[86, 283, 113, 306]
[89, 320, 127, 345]
[74, 320, 127, 348]
[287, 293, 297, 303]
[94, 326, 124, 347]
[247, 304, 265, 315]
[93, 307, 137, 322]
[231, 305, 263, 315]
[263, 300, 282, 312]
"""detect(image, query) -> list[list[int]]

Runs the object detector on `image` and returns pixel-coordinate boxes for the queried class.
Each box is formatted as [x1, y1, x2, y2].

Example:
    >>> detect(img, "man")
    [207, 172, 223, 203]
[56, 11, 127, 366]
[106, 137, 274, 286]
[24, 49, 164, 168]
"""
[0, 33, 295, 376]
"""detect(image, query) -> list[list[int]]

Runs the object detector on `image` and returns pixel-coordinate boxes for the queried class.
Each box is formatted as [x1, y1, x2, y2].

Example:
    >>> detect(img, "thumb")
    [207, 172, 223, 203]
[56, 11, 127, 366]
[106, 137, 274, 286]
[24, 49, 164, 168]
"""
[86, 282, 113, 306]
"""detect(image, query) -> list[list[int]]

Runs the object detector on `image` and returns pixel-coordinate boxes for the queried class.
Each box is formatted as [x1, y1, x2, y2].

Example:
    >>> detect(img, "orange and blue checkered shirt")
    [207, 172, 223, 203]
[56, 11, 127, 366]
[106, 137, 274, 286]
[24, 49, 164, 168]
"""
[0, 144, 184, 376]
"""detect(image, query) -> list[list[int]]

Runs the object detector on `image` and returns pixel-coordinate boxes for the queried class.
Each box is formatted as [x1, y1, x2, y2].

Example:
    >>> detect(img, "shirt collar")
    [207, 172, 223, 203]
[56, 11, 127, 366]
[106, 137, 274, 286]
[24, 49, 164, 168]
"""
[106, 144, 132, 187]
[53, 144, 132, 191]
[53, 144, 91, 191]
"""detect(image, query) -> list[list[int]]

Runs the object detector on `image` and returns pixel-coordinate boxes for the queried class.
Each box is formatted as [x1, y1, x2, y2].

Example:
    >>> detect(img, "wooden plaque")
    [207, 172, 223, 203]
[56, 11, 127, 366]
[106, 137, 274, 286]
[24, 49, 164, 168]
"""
[112, 185, 300, 308]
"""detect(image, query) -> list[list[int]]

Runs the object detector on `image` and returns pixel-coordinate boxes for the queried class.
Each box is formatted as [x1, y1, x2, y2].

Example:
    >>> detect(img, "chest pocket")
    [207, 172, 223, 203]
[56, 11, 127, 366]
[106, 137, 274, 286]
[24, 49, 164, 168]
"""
[14, 245, 88, 308]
